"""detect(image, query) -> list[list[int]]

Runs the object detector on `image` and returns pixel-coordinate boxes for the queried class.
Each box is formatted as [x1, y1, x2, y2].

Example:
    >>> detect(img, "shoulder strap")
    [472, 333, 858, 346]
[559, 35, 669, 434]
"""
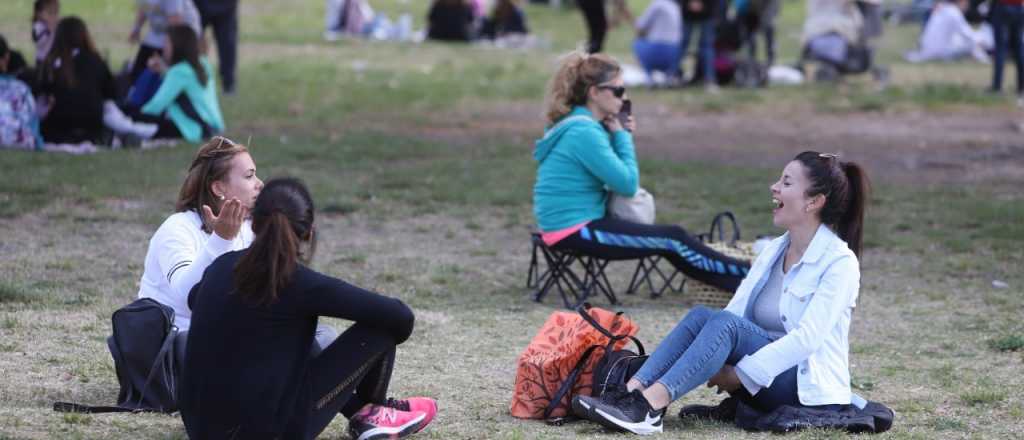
[132, 326, 179, 410]
[53, 402, 138, 414]
[542, 344, 602, 420]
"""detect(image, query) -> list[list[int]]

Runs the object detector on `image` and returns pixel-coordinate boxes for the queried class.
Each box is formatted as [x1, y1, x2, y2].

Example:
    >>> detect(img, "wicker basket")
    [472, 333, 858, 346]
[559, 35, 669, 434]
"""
[682, 241, 757, 308]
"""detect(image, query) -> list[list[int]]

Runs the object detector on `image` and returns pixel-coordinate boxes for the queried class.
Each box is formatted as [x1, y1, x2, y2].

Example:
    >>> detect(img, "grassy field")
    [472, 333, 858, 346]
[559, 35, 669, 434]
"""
[1, 1, 1023, 439]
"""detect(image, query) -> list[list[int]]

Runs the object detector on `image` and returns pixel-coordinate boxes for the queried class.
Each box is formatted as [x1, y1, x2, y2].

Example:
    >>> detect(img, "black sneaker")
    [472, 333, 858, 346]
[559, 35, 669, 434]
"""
[678, 396, 738, 422]
[589, 389, 665, 435]
[572, 389, 628, 420]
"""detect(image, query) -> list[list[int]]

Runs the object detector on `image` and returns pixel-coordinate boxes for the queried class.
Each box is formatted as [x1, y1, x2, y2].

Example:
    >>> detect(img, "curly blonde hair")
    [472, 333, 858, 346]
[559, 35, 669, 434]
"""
[543, 50, 621, 125]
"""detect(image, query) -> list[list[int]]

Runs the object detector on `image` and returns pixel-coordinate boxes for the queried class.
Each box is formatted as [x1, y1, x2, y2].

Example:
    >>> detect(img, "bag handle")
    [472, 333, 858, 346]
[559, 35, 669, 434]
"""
[577, 303, 645, 354]
[704, 211, 741, 245]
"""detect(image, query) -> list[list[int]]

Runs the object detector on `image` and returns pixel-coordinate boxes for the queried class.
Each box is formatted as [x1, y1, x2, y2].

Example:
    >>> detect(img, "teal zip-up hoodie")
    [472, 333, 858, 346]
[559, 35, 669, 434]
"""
[533, 106, 639, 232]
[142, 58, 224, 143]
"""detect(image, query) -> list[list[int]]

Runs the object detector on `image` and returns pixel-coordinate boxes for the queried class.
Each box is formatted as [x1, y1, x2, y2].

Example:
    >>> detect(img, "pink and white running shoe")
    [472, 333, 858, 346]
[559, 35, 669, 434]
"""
[382, 397, 438, 432]
[347, 404, 426, 440]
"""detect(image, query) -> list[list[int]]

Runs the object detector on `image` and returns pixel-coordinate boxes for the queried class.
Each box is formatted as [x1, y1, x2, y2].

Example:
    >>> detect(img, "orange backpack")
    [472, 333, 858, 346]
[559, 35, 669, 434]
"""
[510, 304, 639, 420]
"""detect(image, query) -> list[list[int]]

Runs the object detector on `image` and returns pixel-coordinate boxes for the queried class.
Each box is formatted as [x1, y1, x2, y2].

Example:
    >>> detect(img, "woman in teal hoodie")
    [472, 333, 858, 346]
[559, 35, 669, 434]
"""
[533, 51, 749, 292]
[136, 24, 224, 142]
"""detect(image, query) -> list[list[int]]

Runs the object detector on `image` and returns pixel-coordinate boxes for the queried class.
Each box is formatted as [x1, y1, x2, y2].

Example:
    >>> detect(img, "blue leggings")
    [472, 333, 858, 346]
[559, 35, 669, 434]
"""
[553, 217, 750, 292]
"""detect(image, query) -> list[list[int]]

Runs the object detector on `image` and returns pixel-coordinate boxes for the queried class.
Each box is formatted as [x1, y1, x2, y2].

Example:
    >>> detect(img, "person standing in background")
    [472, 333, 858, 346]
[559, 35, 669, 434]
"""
[193, 0, 239, 94]
[989, 0, 1024, 98]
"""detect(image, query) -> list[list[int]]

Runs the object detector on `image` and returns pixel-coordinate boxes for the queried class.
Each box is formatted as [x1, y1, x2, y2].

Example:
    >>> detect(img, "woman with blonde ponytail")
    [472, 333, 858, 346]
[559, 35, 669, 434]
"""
[534, 50, 751, 294]
[180, 178, 437, 440]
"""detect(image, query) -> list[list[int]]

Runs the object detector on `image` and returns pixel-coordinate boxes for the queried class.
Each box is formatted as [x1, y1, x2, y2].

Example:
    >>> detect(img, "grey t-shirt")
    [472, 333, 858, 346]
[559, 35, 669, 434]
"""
[752, 252, 787, 338]
[140, 0, 202, 48]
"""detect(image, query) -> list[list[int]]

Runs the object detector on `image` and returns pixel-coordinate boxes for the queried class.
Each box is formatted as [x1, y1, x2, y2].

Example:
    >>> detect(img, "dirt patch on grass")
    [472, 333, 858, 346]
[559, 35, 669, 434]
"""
[365, 100, 1024, 187]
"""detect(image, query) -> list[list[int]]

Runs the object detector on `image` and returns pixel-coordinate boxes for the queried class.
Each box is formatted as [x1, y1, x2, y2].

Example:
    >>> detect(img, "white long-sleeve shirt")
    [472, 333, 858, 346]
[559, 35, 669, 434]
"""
[635, 0, 682, 44]
[913, 3, 978, 60]
[138, 210, 252, 331]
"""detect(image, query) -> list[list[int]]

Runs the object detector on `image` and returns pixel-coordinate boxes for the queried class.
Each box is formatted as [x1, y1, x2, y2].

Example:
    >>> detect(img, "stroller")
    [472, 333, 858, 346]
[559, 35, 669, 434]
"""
[798, 0, 888, 83]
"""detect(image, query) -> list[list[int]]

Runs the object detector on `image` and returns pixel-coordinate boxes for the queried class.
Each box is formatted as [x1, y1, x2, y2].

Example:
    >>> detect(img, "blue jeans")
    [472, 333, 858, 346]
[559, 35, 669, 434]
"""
[631, 306, 800, 411]
[633, 39, 682, 80]
[991, 2, 1024, 93]
[680, 19, 716, 83]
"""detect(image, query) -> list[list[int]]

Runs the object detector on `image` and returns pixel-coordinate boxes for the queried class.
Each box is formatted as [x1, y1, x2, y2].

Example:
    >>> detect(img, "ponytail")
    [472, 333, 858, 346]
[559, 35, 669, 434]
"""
[233, 178, 316, 306]
[543, 49, 621, 124]
[235, 212, 298, 305]
[837, 162, 870, 258]
[793, 151, 871, 259]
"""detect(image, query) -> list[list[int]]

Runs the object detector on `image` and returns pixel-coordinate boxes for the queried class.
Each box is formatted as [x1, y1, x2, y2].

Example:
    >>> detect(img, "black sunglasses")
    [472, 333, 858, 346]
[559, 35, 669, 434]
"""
[597, 85, 626, 98]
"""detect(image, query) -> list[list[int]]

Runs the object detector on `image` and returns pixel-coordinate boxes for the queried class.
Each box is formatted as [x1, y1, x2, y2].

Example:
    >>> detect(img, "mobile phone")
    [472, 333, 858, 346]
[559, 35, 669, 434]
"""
[617, 99, 632, 129]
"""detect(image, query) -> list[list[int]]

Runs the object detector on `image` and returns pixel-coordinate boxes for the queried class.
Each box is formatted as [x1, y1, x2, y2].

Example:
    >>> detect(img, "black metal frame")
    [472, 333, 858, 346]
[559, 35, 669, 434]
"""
[527, 233, 684, 308]
[625, 255, 685, 298]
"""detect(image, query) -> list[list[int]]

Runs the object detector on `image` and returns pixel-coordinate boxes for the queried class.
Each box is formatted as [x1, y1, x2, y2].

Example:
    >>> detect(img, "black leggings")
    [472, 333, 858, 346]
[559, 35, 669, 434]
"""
[285, 322, 398, 440]
[577, 0, 608, 53]
[553, 217, 751, 292]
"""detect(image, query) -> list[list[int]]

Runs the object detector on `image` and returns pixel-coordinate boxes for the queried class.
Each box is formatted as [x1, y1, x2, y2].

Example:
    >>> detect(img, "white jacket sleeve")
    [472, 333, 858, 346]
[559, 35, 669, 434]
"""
[154, 221, 235, 304]
[736, 255, 859, 387]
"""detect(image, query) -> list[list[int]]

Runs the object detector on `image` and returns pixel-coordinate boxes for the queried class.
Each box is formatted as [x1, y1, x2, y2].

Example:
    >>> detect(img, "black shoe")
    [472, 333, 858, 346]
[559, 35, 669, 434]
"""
[572, 388, 629, 420]
[678, 396, 738, 422]
[589, 389, 665, 435]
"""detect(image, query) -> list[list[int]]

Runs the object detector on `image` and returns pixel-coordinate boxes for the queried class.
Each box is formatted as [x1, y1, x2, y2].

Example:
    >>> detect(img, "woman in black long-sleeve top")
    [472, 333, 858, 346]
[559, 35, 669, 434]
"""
[180, 178, 437, 440]
[36, 16, 117, 144]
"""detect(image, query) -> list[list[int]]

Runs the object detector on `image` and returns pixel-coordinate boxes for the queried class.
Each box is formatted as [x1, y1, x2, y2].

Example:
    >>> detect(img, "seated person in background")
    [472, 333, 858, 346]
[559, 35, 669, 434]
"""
[32, 0, 60, 68]
[128, 0, 201, 83]
[134, 25, 224, 142]
[36, 16, 117, 144]
[574, 152, 871, 435]
[137, 136, 260, 335]
[534, 50, 750, 294]
[480, 0, 529, 40]
[1, 34, 43, 150]
[632, 0, 682, 86]
[800, 0, 876, 78]
[427, 0, 475, 42]
[905, 0, 989, 62]
[180, 177, 438, 440]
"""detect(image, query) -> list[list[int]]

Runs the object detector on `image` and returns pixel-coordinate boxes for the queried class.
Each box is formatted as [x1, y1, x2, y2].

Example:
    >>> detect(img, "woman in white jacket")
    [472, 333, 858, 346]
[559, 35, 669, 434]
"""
[574, 151, 871, 435]
[137, 136, 261, 332]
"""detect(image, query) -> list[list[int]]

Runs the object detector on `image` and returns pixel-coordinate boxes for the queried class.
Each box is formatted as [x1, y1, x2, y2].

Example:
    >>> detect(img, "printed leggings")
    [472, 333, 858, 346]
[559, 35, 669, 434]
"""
[553, 217, 750, 292]
[286, 322, 399, 440]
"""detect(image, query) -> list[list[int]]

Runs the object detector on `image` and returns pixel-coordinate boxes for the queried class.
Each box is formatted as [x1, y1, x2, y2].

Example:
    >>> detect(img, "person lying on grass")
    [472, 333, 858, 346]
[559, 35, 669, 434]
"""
[532, 49, 750, 294]
[179, 177, 437, 440]
[572, 151, 871, 435]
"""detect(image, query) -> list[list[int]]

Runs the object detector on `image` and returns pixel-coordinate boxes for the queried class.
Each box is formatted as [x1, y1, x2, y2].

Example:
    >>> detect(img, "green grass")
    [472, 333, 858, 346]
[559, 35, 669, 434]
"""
[2, 1, 1024, 439]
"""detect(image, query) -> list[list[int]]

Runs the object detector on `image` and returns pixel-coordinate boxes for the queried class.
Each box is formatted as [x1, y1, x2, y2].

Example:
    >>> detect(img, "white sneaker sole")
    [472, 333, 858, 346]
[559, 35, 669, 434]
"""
[594, 407, 663, 435]
[355, 412, 426, 440]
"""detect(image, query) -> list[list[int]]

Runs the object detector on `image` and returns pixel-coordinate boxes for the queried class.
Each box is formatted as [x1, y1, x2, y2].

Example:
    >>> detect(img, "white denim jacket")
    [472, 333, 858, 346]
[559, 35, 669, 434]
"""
[726, 224, 860, 406]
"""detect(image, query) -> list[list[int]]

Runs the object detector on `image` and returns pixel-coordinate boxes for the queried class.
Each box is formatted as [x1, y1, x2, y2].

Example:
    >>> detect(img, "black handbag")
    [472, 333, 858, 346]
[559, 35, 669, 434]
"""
[54, 298, 180, 414]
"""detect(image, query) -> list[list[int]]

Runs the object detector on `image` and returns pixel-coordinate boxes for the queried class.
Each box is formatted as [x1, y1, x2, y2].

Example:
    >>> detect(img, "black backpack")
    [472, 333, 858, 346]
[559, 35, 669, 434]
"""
[543, 304, 648, 423]
[54, 298, 180, 414]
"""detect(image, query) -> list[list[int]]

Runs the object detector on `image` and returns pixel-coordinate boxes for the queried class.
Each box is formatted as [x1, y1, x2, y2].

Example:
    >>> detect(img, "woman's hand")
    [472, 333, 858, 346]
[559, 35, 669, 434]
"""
[707, 365, 742, 394]
[146, 54, 167, 74]
[202, 198, 248, 241]
[624, 114, 636, 133]
[603, 115, 624, 133]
